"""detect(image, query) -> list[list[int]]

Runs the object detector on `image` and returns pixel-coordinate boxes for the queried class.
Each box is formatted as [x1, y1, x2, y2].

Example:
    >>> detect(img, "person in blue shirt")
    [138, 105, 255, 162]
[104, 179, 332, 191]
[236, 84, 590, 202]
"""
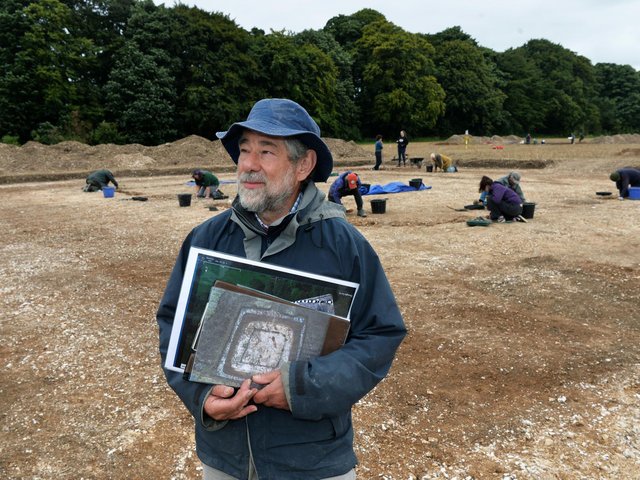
[373, 135, 383, 170]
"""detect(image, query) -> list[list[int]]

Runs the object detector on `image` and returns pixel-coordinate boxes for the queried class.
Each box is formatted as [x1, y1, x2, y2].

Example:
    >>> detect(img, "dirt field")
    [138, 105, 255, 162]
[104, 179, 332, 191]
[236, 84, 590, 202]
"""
[1, 136, 639, 479]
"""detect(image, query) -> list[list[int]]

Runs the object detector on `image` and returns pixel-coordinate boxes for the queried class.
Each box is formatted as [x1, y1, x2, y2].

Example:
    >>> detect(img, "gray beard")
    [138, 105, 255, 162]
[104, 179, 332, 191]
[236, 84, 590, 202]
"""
[238, 187, 293, 213]
[237, 170, 297, 214]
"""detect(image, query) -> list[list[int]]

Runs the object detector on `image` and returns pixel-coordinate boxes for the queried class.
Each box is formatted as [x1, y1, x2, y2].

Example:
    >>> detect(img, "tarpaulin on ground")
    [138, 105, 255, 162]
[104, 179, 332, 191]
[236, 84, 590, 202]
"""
[361, 181, 431, 195]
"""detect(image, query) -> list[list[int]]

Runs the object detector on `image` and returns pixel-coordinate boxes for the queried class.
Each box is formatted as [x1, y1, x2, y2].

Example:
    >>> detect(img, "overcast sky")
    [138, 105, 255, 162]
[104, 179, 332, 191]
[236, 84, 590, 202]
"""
[154, 0, 639, 70]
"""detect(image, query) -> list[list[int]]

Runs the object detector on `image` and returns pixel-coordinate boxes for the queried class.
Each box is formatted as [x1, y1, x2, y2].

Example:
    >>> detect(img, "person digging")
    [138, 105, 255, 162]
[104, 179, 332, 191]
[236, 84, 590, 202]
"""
[328, 171, 367, 217]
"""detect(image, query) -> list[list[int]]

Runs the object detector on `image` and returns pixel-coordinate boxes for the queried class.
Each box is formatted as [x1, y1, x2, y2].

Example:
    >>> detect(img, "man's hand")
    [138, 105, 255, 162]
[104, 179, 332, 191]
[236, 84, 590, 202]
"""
[204, 379, 258, 420]
[252, 370, 290, 411]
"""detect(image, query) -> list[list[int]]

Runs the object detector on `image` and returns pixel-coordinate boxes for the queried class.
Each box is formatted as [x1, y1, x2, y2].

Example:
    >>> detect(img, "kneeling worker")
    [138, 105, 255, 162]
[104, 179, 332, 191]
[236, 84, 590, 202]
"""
[192, 169, 224, 199]
[430, 152, 455, 172]
[328, 171, 367, 217]
[83, 169, 118, 192]
[610, 168, 640, 199]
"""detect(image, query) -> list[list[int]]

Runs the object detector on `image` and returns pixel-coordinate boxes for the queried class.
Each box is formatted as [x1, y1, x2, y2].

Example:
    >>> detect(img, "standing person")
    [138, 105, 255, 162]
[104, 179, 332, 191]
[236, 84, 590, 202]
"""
[610, 168, 640, 199]
[328, 171, 367, 217]
[479, 175, 526, 222]
[157, 98, 406, 480]
[192, 169, 224, 199]
[373, 134, 383, 170]
[396, 130, 408, 166]
[83, 169, 118, 192]
[496, 172, 525, 203]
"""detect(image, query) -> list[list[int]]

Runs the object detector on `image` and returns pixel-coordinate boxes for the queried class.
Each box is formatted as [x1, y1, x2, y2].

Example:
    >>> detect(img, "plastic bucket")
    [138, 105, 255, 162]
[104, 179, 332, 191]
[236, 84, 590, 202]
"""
[102, 186, 115, 198]
[177, 193, 192, 207]
[522, 202, 536, 219]
[629, 187, 640, 200]
[409, 178, 423, 189]
[426, 165, 433, 172]
[370, 199, 387, 214]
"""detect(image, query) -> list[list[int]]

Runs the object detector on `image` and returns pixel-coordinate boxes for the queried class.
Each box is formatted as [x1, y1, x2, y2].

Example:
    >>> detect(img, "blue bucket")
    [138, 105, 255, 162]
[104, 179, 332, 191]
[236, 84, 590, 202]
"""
[102, 186, 115, 198]
[628, 187, 640, 200]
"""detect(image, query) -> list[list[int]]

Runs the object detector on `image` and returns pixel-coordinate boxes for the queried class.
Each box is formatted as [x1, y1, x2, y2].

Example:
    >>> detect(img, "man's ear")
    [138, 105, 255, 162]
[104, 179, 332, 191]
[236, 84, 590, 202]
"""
[296, 149, 317, 181]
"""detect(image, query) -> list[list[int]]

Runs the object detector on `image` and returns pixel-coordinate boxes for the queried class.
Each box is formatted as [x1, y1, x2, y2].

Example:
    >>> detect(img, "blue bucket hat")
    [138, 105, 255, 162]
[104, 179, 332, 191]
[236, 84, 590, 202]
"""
[216, 98, 333, 182]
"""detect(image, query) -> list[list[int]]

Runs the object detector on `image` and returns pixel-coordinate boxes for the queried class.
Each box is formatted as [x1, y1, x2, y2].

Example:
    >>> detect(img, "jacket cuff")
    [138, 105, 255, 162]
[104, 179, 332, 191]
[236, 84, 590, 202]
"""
[200, 385, 228, 431]
[280, 362, 293, 413]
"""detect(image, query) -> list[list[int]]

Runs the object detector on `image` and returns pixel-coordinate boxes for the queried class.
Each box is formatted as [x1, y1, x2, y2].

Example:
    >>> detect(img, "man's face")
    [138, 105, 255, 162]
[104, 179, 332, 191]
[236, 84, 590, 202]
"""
[236, 131, 305, 220]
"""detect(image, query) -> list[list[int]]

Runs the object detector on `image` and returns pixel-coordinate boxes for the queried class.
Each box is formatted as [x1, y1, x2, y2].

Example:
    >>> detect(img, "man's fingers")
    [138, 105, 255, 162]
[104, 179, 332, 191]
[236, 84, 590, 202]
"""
[229, 404, 258, 420]
[211, 384, 235, 398]
[205, 381, 258, 421]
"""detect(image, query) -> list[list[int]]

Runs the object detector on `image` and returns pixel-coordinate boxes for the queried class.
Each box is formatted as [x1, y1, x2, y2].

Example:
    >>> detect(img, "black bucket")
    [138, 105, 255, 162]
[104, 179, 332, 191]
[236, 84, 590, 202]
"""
[370, 199, 387, 214]
[177, 193, 192, 207]
[522, 202, 535, 219]
[409, 178, 423, 189]
[426, 165, 433, 172]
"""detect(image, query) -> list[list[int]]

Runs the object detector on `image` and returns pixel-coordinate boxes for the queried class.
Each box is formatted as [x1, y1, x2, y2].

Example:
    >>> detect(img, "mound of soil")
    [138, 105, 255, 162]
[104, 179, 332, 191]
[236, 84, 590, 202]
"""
[441, 133, 640, 146]
[591, 133, 640, 144]
[0, 135, 371, 183]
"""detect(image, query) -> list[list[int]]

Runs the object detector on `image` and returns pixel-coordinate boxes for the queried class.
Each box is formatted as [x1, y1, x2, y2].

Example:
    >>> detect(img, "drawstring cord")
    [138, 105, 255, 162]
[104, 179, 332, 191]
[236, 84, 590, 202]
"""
[304, 215, 324, 248]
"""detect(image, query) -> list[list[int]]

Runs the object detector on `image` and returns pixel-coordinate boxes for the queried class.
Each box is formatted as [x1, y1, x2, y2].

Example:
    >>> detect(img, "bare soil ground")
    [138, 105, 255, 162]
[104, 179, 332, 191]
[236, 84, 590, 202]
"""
[1, 136, 639, 479]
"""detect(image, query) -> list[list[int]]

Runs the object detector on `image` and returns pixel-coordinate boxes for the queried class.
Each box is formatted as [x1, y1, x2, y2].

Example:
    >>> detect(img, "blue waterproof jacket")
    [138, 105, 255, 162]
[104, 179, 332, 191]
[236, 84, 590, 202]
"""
[328, 171, 361, 205]
[157, 182, 406, 479]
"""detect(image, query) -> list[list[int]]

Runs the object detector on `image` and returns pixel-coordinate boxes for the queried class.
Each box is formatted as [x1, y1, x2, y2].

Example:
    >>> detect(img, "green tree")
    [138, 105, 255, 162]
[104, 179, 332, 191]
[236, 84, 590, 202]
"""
[516, 39, 600, 134]
[432, 37, 507, 136]
[324, 8, 386, 52]
[294, 29, 359, 138]
[355, 20, 445, 137]
[0, 0, 30, 140]
[426, 25, 476, 47]
[594, 63, 640, 133]
[104, 42, 176, 144]
[249, 32, 341, 136]
[0, 0, 95, 142]
[169, 5, 258, 138]
[496, 48, 549, 134]
[59, 0, 138, 127]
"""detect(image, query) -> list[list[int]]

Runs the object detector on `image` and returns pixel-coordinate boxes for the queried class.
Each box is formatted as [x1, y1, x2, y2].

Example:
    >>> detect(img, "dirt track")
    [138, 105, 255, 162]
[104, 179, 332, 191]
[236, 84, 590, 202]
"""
[1, 139, 639, 479]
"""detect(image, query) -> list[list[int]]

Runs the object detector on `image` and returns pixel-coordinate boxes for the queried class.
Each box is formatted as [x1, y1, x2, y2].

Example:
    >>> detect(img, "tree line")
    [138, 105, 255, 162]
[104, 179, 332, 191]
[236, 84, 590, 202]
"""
[1, 0, 638, 146]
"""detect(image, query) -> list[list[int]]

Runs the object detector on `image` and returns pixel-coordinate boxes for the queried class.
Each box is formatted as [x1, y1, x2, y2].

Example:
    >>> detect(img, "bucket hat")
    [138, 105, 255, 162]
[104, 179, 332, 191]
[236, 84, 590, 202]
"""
[216, 98, 333, 182]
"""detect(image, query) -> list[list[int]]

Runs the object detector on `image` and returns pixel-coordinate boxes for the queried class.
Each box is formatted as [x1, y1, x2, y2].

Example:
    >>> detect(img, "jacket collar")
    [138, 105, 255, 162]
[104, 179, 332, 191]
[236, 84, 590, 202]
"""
[230, 182, 346, 260]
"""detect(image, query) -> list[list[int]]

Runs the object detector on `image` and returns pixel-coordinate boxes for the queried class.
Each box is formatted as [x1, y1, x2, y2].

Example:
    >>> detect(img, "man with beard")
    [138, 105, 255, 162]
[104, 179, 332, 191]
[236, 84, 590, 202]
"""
[157, 98, 406, 480]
